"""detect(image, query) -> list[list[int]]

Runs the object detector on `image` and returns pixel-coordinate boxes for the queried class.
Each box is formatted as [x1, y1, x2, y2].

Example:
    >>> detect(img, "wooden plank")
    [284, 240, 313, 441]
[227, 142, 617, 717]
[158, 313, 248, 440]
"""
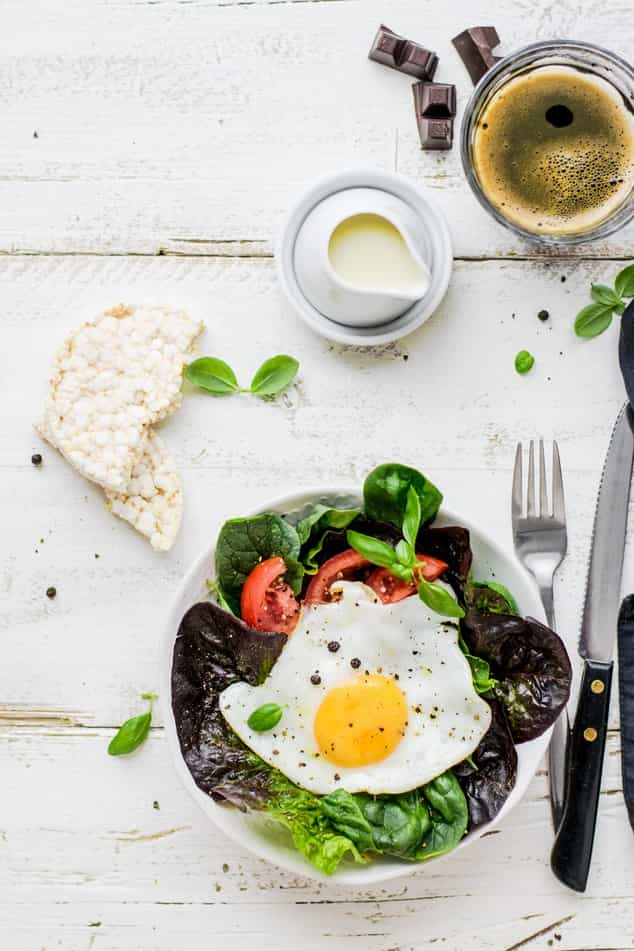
[0, 253, 629, 723]
[0, 0, 632, 256]
[0, 726, 631, 950]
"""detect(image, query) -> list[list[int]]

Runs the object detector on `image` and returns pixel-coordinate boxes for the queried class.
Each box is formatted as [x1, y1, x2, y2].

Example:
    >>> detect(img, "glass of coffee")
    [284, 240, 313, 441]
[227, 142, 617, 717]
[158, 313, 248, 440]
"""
[460, 41, 634, 244]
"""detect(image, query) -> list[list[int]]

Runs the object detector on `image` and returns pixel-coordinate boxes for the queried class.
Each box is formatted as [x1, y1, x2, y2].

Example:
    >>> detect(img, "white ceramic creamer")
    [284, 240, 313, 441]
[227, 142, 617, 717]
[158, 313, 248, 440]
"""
[292, 187, 432, 326]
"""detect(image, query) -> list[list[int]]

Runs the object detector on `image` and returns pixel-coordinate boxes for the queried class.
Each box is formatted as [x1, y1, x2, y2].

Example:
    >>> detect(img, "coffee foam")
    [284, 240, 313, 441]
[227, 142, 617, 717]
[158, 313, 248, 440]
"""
[472, 66, 634, 235]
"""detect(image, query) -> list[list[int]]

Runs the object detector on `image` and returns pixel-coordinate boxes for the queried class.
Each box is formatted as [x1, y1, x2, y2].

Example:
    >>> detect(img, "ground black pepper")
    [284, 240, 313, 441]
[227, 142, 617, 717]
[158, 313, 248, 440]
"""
[350, 657, 361, 669]
[31, 453, 42, 466]
[327, 641, 340, 653]
[310, 673, 321, 685]
[538, 309, 549, 321]
[46, 586, 57, 599]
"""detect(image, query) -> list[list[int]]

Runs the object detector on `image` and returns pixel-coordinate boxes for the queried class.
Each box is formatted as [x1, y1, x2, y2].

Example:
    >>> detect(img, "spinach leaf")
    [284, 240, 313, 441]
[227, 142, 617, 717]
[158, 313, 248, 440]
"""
[454, 699, 518, 827]
[415, 771, 468, 860]
[108, 693, 157, 756]
[321, 789, 431, 858]
[215, 514, 302, 614]
[461, 610, 572, 742]
[288, 504, 360, 574]
[319, 789, 376, 853]
[185, 357, 241, 395]
[467, 580, 518, 615]
[364, 463, 442, 531]
[250, 355, 299, 397]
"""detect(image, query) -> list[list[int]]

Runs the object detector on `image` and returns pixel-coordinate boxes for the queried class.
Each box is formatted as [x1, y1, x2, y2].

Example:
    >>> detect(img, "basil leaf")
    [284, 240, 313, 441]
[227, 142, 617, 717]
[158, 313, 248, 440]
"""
[215, 514, 302, 613]
[346, 530, 397, 568]
[364, 463, 442, 531]
[574, 302, 614, 338]
[247, 703, 283, 732]
[615, 263, 634, 299]
[185, 357, 240, 395]
[402, 485, 422, 548]
[418, 579, 465, 618]
[108, 693, 157, 756]
[395, 539, 414, 567]
[591, 283, 622, 307]
[514, 350, 535, 374]
[250, 355, 299, 397]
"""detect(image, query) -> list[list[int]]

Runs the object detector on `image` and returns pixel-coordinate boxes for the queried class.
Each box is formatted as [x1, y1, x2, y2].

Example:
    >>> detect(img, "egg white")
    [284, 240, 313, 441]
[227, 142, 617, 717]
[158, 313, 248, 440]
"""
[219, 581, 492, 795]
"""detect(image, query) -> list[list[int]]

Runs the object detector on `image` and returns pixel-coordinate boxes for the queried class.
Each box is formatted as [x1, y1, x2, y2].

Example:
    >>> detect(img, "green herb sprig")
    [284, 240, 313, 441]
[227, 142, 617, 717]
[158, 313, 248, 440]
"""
[574, 264, 634, 338]
[108, 693, 157, 756]
[347, 487, 464, 619]
[185, 354, 299, 398]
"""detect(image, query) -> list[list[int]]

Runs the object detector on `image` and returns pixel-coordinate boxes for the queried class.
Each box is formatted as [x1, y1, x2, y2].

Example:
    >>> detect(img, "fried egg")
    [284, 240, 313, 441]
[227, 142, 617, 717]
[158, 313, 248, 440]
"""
[219, 581, 492, 795]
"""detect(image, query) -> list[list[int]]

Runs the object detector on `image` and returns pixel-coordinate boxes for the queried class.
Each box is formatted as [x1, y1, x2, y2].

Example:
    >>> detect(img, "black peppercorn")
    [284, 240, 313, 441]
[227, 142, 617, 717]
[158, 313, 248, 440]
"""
[350, 657, 361, 669]
[537, 309, 549, 321]
[31, 453, 42, 466]
[310, 673, 321, 685]
[327, 641, 340, 653]
[46, 586, 57, 599]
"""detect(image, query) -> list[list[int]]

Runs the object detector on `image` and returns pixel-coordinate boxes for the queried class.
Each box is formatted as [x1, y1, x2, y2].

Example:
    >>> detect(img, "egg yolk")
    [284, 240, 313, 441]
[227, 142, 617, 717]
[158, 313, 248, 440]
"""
[313, 674, 408, 768]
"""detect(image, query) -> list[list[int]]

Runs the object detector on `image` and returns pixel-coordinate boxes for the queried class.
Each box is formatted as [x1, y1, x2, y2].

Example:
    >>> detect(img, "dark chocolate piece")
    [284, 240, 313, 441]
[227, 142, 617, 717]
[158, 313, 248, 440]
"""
[368, 24, 403, 69]
[413, 81, 457, 118]
[452, 26, 501, 84]
[417, 116, 454, 150]
[397, 41, 438, 80]
[369, 25, 438, 81]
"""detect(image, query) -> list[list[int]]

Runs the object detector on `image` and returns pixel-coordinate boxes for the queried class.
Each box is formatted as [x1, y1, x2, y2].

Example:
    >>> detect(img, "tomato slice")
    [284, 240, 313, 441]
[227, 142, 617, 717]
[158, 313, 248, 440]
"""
[366, 555, 448, 604]
[304, 549, 370, 604]
[240, 557, 300, 636]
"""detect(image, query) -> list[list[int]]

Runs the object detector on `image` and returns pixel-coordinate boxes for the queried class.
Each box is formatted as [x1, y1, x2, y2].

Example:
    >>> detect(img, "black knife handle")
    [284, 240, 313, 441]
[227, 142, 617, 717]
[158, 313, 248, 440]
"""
[550, 659, 613, 892]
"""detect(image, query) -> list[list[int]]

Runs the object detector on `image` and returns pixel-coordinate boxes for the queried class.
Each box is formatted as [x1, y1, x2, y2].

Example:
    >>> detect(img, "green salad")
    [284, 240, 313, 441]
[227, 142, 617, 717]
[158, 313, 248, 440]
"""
[172, 464, 571, 874]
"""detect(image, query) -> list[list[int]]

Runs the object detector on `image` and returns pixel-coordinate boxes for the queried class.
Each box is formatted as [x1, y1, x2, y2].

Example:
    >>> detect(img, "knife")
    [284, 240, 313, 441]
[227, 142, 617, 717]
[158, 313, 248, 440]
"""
[550, 401, 634, 892]
[618, 595, 634, 831]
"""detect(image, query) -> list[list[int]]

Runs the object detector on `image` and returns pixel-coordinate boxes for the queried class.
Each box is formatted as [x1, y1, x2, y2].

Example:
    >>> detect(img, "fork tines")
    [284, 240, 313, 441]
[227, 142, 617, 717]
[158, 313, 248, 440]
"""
[512, 439, 565, 523]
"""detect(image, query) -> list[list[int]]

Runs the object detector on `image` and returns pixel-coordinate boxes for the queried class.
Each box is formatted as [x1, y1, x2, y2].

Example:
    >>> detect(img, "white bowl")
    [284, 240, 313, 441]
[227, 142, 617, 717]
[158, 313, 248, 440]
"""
[275, 167, 453, 346]
[293, 187, 431, 327]
[161, 486, 548, 886]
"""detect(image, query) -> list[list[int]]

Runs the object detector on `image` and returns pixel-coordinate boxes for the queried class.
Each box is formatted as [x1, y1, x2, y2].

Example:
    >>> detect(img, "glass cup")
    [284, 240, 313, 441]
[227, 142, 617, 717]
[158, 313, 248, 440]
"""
[460, 40, 634, 245]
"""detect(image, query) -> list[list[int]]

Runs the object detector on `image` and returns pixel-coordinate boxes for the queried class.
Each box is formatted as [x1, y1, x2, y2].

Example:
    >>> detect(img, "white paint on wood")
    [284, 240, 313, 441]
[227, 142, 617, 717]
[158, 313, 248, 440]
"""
[3, 0, 634, 946]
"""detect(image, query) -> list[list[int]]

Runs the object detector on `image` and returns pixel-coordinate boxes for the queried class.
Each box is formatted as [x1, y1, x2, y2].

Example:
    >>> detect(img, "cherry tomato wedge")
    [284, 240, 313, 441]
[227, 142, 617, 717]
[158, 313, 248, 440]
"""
[304, 549, 370, 604]
[240, 557, 300, 636]
[366, 555, 448, 604]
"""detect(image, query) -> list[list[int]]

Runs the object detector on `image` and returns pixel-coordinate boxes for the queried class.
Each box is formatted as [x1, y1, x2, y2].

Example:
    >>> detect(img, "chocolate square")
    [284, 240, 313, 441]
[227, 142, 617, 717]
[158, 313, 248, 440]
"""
[452, 26, 501, 85]
[413, 82, 457, 117]
[398, 41, 438, 80]
[369, 26, 404, 68]
[417, 116, 454, 150]
[368, 24, 438, 80]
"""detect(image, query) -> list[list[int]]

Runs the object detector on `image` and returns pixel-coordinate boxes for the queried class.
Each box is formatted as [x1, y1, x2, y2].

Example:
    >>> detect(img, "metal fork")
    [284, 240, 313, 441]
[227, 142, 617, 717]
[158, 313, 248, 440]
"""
[512, 439, 568, 827]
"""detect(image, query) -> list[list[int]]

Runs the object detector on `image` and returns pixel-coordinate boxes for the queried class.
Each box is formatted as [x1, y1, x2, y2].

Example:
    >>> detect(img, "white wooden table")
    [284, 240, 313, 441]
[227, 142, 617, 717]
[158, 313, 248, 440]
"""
[2, 1, 634, 948]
